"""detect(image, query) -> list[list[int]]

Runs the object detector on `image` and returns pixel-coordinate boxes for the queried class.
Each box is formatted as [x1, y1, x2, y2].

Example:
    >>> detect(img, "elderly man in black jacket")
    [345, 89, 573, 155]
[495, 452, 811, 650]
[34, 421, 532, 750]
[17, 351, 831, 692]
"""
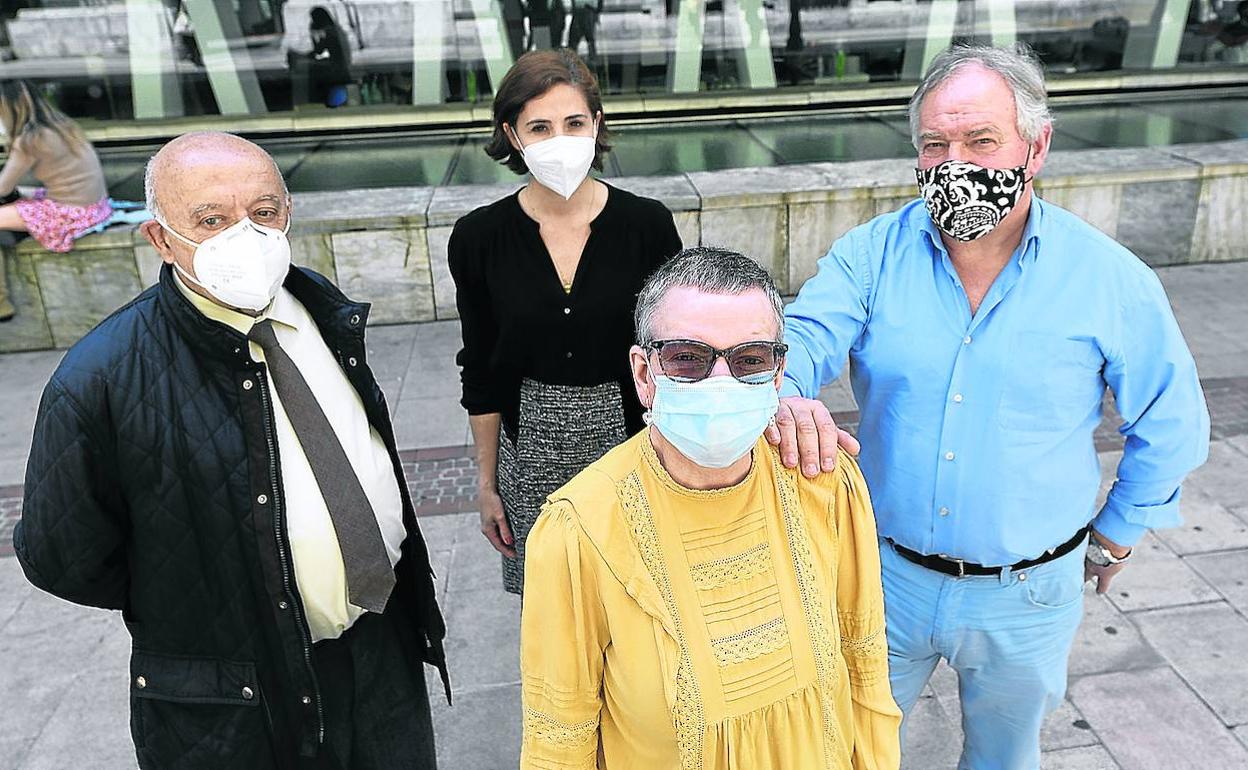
[14, 131, 447, 769]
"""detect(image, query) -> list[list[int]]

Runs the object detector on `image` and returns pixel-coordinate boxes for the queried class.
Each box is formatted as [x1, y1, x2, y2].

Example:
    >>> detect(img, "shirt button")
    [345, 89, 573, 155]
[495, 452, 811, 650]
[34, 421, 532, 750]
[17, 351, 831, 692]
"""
[301, 695, 312, 705]
[939, 506, 950, 517]
[278, 600, 289, 610]
[1018, 573, 1028, 582]
[944, 451, 955, 461]
[563, 307, 571, 315]
[242, 686, 254, 700]
[963, 335, 972, 345]
[257, 494, 268, 505]
[953, 393, 963, 403]
[135, 676, 147, 689]
[242, 380, 254, 390]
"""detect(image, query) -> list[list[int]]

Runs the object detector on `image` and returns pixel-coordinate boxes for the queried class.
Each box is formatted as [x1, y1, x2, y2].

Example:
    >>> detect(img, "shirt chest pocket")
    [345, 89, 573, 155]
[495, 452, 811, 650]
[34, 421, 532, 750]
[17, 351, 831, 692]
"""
[997, 332, 1105, 432]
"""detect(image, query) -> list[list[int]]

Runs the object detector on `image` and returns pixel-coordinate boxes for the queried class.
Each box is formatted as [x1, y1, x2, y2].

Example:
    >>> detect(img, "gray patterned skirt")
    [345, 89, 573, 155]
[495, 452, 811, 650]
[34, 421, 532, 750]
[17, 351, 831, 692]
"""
[496, 378, 627, 595]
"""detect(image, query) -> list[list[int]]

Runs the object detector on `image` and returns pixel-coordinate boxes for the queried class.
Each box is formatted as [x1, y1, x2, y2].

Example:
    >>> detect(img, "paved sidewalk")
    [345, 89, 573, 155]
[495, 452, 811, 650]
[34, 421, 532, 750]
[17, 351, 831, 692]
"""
[1, 261, 1247, 769]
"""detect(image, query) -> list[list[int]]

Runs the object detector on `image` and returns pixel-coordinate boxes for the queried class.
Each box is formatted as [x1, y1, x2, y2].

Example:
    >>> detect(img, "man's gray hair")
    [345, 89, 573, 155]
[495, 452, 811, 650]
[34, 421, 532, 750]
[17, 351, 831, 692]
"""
[908, 43, 1052, 148]
[635, 247, 784, 346]
[143, 155, 164, 221]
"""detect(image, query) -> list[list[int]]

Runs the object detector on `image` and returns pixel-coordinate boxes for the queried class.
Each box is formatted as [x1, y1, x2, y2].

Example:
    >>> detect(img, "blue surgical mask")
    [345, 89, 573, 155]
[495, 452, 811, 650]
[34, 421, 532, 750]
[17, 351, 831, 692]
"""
[649, 375, 779, 469]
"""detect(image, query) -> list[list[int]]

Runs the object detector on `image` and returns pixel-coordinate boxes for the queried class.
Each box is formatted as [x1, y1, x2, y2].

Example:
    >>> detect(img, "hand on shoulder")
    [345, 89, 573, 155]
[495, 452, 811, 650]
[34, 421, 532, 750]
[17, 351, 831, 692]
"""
[765, 395, 861, 478]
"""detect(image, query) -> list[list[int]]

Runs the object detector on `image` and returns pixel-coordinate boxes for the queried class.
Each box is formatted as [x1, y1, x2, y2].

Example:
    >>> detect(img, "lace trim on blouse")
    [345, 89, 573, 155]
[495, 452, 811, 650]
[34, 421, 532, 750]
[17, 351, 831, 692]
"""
[839, 611, 889, 688]
[711, 616, 791, 667]
[689, 542, 773, 590]
[771, 451, 849, 764]
[524, 707, 599, 750]
[618, 471, 706, 770]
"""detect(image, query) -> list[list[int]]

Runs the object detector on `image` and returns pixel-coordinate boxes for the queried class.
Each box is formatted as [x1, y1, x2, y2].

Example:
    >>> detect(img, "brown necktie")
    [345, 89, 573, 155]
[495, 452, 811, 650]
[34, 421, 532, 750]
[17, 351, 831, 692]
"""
[249, 319, 394, 613]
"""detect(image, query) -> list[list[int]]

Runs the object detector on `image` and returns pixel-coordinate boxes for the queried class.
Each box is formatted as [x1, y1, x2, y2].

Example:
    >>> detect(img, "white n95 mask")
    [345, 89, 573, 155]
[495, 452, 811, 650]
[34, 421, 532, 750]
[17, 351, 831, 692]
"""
[161, 216, 292, 312]
[514, 126, 598, 200]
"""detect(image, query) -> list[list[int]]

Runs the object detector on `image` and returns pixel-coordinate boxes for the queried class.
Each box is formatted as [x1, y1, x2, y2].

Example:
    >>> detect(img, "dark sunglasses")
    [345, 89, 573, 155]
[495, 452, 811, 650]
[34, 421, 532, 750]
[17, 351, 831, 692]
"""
[646, 339, 787, 384]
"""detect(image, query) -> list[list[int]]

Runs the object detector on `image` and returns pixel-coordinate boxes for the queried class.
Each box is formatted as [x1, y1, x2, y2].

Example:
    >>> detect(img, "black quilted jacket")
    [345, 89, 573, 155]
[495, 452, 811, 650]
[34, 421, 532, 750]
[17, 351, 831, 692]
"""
[15, 265, 448, 769]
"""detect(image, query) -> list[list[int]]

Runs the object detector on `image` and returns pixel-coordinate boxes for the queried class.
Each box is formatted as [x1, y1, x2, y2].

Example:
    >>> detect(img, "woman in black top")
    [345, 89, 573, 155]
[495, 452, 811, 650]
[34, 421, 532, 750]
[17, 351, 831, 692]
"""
[449, 49, 682, 595]
[308, 6, 352, 108]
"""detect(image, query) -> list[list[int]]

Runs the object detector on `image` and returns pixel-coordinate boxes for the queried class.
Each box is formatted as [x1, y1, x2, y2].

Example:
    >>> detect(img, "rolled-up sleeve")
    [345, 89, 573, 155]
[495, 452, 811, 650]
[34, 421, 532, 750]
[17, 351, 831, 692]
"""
[520, 501, 609, 769]
[1095, 269, 1210, 546]
[782, 235, 870, 399]
[448, 225, 504, 415]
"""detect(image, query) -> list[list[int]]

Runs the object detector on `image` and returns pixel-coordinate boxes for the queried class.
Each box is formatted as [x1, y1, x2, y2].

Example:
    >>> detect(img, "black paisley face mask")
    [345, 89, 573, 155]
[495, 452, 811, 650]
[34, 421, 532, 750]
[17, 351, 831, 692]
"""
[916, 155, 1030, 242]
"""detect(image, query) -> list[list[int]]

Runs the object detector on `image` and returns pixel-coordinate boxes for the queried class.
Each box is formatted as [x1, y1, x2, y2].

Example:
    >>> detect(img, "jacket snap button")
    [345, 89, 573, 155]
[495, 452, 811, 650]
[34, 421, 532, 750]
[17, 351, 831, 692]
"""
[301, 695, 312, 705]
[242, 686, 254, 700]
[136, 676, 147, 689]
[1018, 573, 1028, 582]
[278, 600, 289, 610]
[257, 494, 268, 505]
[349, 314, 360, 326]
[348, 357, 358, 367]
[242, 380, 253, 390]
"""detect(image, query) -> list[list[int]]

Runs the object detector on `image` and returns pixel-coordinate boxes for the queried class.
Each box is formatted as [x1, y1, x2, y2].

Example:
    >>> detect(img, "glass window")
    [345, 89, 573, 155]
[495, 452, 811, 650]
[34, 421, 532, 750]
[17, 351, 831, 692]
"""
[0, 0, 1242, 120]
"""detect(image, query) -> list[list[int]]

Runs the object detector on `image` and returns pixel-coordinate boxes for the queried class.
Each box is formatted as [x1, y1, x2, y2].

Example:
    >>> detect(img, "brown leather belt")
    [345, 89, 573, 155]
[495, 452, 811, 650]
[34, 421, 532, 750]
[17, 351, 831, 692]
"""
[887, 526, 1090, 578]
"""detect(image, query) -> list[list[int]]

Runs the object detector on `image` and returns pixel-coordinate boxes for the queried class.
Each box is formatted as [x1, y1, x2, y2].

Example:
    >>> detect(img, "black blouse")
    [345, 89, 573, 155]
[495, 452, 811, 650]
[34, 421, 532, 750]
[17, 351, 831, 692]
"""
[449, 183, 683, 439]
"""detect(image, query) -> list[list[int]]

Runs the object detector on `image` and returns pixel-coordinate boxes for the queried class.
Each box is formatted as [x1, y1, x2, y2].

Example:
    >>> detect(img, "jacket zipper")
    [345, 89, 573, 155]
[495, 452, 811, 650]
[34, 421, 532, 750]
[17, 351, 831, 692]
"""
[256, 369, 326, 745]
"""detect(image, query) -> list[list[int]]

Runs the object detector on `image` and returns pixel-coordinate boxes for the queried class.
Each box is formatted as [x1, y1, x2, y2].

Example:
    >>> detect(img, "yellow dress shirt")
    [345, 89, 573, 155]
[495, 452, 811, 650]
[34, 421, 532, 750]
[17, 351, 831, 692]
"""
[175, 274, 406, 641]
[520, 432, 902, 770]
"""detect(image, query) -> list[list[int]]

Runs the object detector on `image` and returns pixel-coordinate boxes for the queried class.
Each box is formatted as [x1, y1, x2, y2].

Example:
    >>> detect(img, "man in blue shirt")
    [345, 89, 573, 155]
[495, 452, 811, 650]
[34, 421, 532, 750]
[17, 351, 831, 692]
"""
[772, 44, 1209, 768]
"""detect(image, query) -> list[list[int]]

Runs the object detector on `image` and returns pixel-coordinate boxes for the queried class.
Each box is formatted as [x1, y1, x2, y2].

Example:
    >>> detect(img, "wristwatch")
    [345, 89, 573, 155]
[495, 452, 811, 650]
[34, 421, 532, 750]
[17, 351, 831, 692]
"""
[1086, 540, 1132, 567]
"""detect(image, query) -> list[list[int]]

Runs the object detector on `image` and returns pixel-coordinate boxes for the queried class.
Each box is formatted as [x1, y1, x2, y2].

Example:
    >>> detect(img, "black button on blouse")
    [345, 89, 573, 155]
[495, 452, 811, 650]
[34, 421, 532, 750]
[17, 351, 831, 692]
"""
[449, 183, 683, 439]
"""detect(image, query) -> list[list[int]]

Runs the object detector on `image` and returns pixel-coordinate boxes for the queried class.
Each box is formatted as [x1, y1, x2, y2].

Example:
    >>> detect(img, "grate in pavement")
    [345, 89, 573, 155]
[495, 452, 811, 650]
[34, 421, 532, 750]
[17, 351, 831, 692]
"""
[0, 487, 18, 558]
[2, 376, 1245, 557]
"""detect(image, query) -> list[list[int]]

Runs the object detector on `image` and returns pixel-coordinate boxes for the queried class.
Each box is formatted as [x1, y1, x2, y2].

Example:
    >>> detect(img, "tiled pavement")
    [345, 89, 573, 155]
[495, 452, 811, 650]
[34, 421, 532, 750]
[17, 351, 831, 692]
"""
[0, 261, 1246, 769]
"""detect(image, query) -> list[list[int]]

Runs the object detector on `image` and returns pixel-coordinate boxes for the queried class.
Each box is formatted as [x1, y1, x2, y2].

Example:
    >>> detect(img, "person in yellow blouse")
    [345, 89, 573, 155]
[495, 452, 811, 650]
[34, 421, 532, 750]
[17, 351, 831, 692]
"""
[519, 247, 901, 770]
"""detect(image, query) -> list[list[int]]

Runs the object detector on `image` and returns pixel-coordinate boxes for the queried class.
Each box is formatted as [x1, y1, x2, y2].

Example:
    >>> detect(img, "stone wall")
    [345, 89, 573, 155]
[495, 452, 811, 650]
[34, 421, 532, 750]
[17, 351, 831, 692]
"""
[3, 139, 1245, 353]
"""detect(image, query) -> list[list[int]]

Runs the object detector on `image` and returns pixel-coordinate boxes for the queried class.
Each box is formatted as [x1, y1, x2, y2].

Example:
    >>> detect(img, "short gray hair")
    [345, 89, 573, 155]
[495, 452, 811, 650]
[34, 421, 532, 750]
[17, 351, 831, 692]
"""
[908, 43, 1052, 148]
[635, 247, 784, 346]
[143, 154, 163, 221]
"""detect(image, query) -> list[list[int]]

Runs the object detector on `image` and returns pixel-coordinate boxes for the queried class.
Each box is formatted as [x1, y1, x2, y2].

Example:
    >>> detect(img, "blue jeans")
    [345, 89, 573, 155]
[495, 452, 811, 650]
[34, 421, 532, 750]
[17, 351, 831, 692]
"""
[880, 537, 1086, 770]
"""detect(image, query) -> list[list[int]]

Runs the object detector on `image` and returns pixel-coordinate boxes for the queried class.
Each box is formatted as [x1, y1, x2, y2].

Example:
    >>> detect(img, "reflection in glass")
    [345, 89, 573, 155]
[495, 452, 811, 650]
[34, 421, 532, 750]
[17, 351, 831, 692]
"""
[0, 0, 1242, 121]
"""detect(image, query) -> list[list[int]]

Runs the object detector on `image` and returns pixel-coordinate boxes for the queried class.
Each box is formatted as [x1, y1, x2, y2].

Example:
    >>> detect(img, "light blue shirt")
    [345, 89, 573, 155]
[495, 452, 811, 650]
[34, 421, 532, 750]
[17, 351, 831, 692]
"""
[782, 197, 1210, 566]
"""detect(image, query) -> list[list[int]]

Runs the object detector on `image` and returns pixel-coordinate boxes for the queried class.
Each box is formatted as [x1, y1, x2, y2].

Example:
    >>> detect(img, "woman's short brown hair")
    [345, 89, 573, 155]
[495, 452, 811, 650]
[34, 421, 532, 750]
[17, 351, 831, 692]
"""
[486, 49, 612, 175]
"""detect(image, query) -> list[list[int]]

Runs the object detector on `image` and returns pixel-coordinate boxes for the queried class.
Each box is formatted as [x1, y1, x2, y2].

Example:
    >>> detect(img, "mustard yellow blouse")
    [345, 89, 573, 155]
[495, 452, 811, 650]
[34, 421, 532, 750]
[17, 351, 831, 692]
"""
[519, 432, 902, 770]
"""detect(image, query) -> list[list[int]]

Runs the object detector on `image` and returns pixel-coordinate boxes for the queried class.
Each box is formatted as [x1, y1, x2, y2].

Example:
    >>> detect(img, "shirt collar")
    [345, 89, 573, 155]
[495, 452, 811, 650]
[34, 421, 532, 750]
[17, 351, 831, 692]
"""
[917, 193, 1046, 263]
[172, 270, 300, 336]
[265, 285, 302, 332]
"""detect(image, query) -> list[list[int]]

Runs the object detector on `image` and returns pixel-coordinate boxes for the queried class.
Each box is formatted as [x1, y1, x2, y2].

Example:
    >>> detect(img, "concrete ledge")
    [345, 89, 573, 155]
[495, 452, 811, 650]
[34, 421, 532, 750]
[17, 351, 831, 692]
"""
[3, 138, 1246, 353]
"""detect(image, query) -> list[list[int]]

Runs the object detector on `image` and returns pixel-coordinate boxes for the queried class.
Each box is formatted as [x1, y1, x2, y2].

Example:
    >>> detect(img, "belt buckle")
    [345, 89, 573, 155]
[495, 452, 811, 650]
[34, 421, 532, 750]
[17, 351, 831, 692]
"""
[938, 553, 966, 578]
